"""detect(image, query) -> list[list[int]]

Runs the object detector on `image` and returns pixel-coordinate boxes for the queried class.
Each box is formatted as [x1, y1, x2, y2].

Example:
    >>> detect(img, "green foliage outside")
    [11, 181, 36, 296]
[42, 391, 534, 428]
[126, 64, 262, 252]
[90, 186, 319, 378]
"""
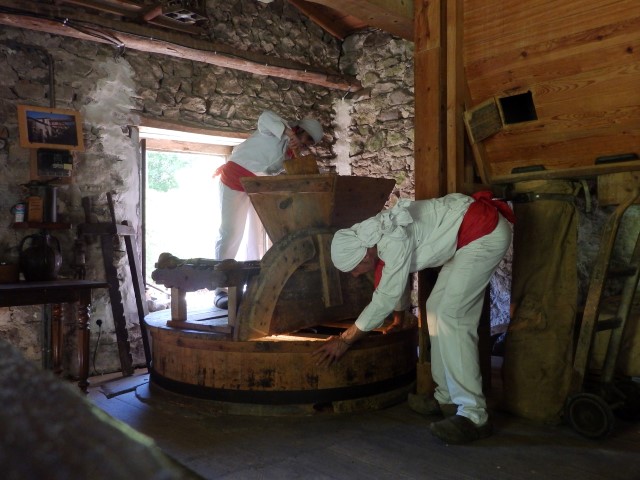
[147, 151, 188, 192]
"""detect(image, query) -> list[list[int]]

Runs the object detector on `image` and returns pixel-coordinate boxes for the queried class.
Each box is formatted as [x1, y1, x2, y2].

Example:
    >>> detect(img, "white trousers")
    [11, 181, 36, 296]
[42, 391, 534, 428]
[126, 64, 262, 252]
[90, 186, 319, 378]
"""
[427, 214, 512, 425]
[214, 181, 262, 262]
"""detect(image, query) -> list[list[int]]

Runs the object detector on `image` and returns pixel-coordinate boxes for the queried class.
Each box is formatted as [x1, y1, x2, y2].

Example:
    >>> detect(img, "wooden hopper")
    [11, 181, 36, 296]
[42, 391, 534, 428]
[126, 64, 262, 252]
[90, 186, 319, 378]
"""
[241, 174, 396, 243]
[236, 174, 396, 340]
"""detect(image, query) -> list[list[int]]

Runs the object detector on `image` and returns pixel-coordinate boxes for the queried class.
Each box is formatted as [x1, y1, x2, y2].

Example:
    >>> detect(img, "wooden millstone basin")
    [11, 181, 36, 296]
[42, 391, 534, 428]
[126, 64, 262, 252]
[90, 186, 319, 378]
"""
[143, 174, 414, 414]
[144, 313, 417, 415]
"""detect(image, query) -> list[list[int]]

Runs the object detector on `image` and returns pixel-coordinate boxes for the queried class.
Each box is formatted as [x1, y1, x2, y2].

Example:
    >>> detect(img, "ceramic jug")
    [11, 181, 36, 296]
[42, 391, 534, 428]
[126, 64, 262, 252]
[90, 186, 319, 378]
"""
[19, 233, 62, 281]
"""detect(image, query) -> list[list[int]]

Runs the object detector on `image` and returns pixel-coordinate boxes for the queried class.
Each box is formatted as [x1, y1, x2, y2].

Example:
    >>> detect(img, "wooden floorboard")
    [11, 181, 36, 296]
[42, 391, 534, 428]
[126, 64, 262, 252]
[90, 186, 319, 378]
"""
[87, 363, 640, 480]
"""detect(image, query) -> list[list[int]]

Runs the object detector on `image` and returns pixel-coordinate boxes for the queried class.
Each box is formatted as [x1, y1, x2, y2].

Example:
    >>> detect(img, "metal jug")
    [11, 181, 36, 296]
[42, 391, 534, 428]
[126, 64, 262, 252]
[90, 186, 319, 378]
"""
[19, 233, 62, 281]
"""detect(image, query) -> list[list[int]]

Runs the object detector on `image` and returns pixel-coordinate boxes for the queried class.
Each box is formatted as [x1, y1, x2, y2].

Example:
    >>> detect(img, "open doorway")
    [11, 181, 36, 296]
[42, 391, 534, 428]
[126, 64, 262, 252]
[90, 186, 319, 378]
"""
[145, 150, 224, 309]
[139, 123, 266, 312]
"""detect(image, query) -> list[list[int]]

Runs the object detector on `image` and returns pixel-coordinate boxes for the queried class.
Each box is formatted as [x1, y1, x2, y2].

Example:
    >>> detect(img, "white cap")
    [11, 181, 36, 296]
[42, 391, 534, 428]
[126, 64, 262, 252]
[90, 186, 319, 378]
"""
[296, 118, 324, 144]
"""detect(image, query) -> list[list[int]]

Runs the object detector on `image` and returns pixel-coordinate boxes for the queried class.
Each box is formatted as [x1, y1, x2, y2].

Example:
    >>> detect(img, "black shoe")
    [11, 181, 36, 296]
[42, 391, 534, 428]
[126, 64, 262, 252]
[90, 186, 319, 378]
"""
[214, 292, 228, 310]
[429, 415, 493, 444]
[408, 395, 457, 417]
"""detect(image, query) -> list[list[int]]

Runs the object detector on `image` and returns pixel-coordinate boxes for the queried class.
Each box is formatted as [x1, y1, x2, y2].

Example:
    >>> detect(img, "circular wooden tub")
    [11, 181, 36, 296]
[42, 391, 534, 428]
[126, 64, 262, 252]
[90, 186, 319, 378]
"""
[143, 314, 418, 415]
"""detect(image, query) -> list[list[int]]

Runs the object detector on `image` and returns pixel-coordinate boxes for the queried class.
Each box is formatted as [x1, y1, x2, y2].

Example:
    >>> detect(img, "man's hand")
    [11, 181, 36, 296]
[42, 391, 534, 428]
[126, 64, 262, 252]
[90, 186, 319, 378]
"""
[312, 336, 351, 367]
[285, 127, 301, 153]
[382, 311, 404, 334]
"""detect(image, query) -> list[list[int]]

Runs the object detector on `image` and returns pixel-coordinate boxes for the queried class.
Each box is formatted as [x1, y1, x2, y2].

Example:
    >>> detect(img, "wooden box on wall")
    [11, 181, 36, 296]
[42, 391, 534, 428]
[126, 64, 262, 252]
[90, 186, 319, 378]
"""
[463, 0, 640, 185]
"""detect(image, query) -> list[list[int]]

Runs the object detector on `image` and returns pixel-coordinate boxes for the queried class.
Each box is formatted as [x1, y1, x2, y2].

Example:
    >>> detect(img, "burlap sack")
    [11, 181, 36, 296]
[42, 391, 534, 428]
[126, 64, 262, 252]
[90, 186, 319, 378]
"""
[502, 180, 578, 424]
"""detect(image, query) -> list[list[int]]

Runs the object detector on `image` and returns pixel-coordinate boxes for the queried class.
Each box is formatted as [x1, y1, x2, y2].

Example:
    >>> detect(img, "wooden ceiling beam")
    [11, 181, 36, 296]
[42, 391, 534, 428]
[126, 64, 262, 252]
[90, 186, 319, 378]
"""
[0, 0, 360, 91]
[302, 0, 414, 40]
[143, 139, 233, 156]
[137, 116, 250, 141]
[57, 0, 141, 16]
[56, 0, 203, 35]
[288, 0, 367, 40]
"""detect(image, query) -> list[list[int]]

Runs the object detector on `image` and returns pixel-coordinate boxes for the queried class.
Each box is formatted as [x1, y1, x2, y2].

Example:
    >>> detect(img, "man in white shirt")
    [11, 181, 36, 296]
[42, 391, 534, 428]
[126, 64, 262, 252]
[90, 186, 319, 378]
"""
[314, 193, 514, 444]
[213, 110, 324, 309]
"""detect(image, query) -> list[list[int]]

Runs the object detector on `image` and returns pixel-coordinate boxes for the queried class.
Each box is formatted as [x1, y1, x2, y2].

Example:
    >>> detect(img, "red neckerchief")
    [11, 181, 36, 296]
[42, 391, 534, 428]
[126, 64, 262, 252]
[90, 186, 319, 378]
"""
[457, 191, 515, 249]
[213, 161, 256, 191]
[374, 259, 385, 289]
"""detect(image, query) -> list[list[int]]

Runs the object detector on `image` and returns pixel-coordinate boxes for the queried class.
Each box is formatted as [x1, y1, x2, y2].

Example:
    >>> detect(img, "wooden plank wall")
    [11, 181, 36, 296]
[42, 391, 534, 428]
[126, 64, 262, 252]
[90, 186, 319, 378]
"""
[464, 0, 640, 183]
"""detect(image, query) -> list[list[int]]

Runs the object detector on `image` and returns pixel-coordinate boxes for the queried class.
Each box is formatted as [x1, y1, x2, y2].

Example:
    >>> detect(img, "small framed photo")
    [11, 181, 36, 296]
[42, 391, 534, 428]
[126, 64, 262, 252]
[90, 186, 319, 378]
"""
[29, 148, 73, 184]
[17, 104, 85, 151]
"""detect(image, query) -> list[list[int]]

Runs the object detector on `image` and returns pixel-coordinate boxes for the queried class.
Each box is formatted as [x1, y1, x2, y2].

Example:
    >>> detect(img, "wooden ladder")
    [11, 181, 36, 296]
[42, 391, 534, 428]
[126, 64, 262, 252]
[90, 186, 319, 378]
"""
[78, 192, 151, 376]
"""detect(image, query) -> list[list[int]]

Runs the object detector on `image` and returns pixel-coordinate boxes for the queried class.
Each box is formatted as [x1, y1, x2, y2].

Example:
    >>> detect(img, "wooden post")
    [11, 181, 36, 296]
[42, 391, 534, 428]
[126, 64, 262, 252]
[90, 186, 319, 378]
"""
[445, 0, 465, 193]
[170, 287, 187, 322]
[414, 0, 465, 197]
[414, 0, 445, 201]
[413, 0, 444, 401]
[413, 0, 471, 400]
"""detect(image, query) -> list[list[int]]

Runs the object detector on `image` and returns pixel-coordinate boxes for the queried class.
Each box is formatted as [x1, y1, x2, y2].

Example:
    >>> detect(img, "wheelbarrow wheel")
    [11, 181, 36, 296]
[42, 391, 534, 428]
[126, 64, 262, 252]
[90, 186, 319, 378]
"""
[565, 393, 614, 439]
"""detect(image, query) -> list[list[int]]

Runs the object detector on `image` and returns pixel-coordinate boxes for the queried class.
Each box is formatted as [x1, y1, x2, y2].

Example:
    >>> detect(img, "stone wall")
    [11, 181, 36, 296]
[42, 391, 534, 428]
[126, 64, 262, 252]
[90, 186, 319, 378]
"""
[206, 0, 340, 70]
[339, 31, 415, 204]
[0, 0, 342, 376]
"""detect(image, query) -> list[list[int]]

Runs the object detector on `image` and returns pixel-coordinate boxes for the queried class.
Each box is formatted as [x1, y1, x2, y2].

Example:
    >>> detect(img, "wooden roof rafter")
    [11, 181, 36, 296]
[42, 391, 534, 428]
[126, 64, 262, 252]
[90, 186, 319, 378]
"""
[56, 0, 209, 35]
[299, 0, 414, 40]
[0, 0, 360, 91]
[287, 0, 368, 40]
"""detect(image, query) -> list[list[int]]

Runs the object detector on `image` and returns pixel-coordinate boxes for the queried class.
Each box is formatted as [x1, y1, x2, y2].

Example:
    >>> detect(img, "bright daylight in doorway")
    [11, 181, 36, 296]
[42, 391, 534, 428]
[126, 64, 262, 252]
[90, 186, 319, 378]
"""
[145, 151, 226, 309]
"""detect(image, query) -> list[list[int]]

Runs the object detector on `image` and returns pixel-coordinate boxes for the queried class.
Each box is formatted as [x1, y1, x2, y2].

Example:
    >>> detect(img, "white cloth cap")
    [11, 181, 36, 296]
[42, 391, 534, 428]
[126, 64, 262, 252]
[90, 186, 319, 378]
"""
[331, 199, 414, 272]
[295, 118, 324, 144]
[331, 229, 368, 272]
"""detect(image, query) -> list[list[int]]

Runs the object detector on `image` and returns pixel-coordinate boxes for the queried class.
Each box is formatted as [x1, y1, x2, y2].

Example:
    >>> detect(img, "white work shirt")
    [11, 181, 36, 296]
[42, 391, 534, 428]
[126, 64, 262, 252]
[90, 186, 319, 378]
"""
[355, 194, 474, 332]
[229, 110, 291, 175]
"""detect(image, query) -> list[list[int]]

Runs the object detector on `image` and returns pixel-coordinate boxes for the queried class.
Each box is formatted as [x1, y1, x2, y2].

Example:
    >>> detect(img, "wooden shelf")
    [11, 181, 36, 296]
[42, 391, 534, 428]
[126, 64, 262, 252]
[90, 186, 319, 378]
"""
[77, 223, 135, 236]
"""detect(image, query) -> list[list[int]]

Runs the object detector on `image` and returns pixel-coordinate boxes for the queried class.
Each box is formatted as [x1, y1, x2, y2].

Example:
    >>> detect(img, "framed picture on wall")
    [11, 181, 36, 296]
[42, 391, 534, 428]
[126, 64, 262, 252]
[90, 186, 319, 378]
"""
[17, 104, 85, 151]
[29, 148, 73, 184]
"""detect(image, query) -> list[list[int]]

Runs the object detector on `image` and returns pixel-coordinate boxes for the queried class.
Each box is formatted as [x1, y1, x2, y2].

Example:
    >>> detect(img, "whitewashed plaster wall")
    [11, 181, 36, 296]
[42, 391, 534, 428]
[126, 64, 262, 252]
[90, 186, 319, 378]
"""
[0, 34, 160, 374]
